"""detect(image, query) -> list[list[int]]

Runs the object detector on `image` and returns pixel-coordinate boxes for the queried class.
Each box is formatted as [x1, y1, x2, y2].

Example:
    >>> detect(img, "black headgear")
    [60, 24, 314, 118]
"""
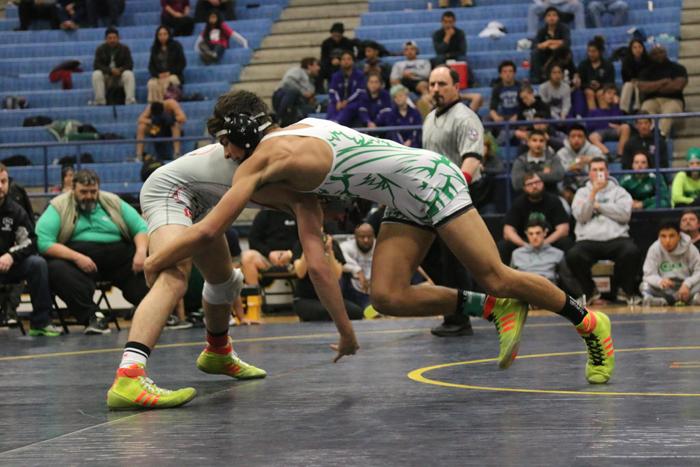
[215, 112, 271, 158]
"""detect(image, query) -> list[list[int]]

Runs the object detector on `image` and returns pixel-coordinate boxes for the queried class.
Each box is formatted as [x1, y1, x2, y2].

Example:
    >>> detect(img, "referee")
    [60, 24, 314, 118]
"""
[422, 65, 485, 337]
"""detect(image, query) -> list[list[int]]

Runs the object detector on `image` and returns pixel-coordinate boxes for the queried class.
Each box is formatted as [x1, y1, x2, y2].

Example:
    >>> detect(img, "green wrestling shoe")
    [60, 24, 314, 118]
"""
[576, 311, 615, 384]
[483, 297, 528, 369]
[107, 364, 197, 410]
[196, 343, 267, 380]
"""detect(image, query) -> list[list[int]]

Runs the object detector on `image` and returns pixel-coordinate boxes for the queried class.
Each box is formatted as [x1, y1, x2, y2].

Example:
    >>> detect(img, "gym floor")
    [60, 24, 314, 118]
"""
[2, 309, 700, 466]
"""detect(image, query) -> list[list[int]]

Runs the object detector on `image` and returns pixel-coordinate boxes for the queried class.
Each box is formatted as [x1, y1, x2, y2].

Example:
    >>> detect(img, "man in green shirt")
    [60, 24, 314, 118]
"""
[35, 169, 149, 334]
[672, 147, 700, 208]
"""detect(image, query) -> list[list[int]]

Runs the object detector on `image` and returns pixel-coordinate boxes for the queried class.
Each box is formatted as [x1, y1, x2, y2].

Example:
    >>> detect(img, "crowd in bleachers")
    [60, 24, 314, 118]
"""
[0, 0, 281, 186]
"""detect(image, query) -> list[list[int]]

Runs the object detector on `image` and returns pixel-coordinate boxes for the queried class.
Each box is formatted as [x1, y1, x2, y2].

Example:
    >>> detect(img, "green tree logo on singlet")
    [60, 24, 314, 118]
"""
[324, 130, 468, 223]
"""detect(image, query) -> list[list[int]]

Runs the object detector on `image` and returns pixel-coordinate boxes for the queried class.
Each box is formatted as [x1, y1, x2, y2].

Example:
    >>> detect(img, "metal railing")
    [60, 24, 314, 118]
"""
[1, 111, 698, 212]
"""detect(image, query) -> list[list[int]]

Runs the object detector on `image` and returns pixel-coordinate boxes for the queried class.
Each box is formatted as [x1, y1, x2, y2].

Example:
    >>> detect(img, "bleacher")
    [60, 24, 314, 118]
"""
[0, 0, 685, 200]
[0, 0, 288, 191]
[357, 0, 681, 104]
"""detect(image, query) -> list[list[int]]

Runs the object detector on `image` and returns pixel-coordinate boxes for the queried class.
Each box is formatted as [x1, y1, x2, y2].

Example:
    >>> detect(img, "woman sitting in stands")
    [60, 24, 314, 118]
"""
[195, 11, 248, 65]
[147, 25, 187, 103]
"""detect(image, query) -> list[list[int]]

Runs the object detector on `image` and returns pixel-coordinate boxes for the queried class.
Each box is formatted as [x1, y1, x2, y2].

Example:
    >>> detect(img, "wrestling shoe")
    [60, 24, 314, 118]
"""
[576, 311, 615, 384]
[107, 364, 197, 410]
[196, 342, 267, 380]
[483, 297, 528, 369]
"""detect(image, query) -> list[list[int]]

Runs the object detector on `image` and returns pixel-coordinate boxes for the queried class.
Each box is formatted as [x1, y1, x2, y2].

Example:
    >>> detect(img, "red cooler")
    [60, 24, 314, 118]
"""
[448, 61, 469, 89]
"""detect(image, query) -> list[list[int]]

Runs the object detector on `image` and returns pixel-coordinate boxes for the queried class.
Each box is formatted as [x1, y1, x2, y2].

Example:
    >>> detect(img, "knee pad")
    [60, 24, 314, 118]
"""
[202, 269, 244, 305]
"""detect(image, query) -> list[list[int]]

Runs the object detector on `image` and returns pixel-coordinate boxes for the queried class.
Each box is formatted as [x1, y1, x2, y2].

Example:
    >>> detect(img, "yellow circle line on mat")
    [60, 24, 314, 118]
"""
[407, 346, 700, 397]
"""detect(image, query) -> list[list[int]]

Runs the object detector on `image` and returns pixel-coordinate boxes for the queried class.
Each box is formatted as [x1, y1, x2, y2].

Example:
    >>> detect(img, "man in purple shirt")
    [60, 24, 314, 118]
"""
[327, 51, 366, 126]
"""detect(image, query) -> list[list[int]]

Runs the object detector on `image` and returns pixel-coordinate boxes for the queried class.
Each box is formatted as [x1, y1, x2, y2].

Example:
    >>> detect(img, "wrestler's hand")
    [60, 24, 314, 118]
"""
[143, 256, 159, 287]
[330, 331, 359, 362]
[132, 249, 146, 273]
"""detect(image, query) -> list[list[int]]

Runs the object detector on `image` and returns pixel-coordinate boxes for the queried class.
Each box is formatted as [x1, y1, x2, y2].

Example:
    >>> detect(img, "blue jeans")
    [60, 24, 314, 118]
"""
[0, 255, 52, 329]
[587, 0, 628, 28]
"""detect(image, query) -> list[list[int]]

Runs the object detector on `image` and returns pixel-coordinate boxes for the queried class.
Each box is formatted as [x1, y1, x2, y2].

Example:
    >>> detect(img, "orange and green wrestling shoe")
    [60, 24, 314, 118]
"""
[576, 311, 615, 384]
[483, 297, 528, 369]
[196, 342, 267, 380]
[107, 364, 197, 410]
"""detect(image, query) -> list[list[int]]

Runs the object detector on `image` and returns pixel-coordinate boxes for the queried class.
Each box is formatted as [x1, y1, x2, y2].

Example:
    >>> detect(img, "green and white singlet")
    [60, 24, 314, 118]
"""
[261, 118, 472, 227]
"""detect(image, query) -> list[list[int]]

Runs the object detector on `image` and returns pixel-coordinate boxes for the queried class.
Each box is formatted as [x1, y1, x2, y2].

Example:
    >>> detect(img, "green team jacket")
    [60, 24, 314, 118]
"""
[619, 174, 670, 209]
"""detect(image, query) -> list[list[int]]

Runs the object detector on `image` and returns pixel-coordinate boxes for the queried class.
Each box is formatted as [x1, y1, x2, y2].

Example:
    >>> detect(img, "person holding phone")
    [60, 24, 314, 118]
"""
[566, 157, 641, 305]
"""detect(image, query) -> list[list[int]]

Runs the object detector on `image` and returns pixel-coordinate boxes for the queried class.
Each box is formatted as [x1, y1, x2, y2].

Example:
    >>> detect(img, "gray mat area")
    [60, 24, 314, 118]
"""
[2, 313, 700, 466]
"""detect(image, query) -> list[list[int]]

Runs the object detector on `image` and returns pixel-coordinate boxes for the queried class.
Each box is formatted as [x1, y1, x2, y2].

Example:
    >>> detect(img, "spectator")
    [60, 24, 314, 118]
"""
[240, 209, 298, 286]
[147, 25, 187, 103]
[273, 57, 321, 127]
[135, 100, 187, 161]
[194, 0, 235, 22]
[500, 171, 572, 263]
[587, 0, 628, 28]
[340, 223, 375, 309]
[291, 233, 363, 321]
[389, 40, 432, 115]
[511, 217, 580, 296]
[0, 164, 61, 336]
[514, 110, 565, 152]
[16, 0, 62, 30]
[619, 151, 670, 210]
[511, 129, 565, 194]
[587, 84, 631, 159]
[527, 0, 584, 36]
[640, 222, 700, 306]
[57, 0, 80, 30]
[327, 51, 366, 126]
[91, 27, 135, 106]
[359, 40, 391, 88]
[517, 84, 550, 122]
[489, 60, 521, 133]
[680, 210, 700, 248]
[567, 157, 640, 303]
[620, 38, 649, 113]
[7, 177, 34, 222]
[358, 73, 392, 128]
[638, 46, 688, 137]
[318, 22, 355, 92]
[52, 165, 74, 193]
[161, 0, 195, 37]
[85, 0, 124, 28]
[529, 7, 572, 84]
[195, 10, 247, 65]
[513, 84, 553, 146]
[556, 123, 603, 189]
[422, 65, 484, 337]
[577, 36, 615, 111]
[538, 63, 571, 120]
[672, 147, 700, 208]
[376, 84, 422, 148]
[35, 170, 150, 334]
[469, 132, 505, 214]
[432, 11, 467, 67]
[621, 114, 669, 169]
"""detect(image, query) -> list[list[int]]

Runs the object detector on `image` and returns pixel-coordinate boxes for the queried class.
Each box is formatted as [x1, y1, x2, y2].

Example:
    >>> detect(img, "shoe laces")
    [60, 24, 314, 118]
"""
[583, 334, 605, 366]
[139, 376, 171, 395]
